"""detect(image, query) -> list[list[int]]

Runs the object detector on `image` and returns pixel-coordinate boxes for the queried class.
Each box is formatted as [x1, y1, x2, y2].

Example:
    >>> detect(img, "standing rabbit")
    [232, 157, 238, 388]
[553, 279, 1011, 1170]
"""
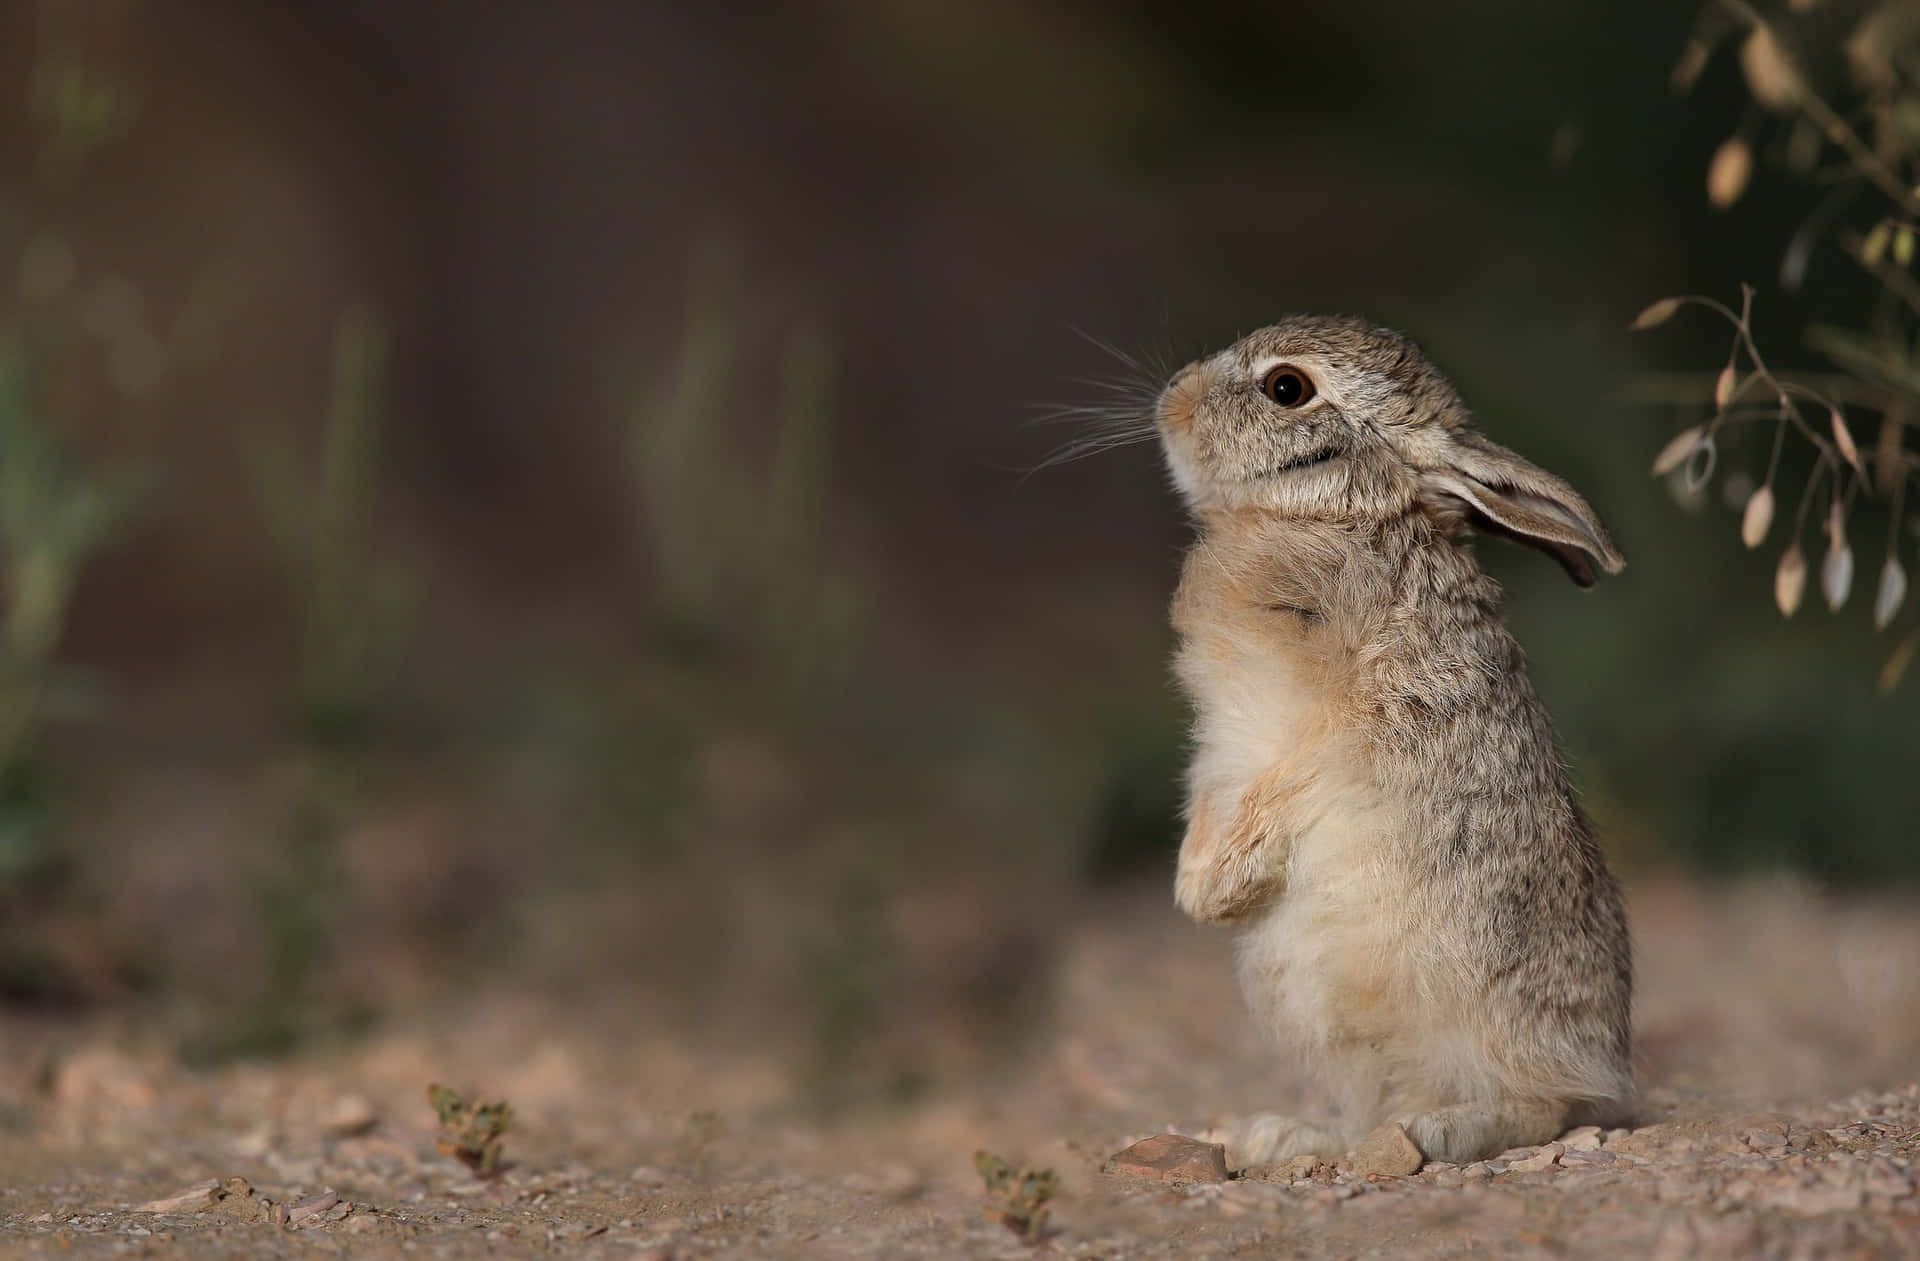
[1157, 316, 1632, 1168]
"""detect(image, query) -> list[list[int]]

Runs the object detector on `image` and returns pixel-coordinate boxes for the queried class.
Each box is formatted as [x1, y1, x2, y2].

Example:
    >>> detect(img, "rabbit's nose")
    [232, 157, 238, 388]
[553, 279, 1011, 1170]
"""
[1159, 362, 1211, 434]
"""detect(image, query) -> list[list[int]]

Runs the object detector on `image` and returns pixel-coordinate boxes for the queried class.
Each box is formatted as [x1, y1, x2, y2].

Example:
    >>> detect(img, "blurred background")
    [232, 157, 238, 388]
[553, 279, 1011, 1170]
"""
[0, 0, 1914, 1101]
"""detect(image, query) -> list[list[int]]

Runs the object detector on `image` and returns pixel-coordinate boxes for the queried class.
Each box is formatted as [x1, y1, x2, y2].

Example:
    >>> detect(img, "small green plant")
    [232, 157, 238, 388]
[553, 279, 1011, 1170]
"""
[428, 1083, 513, 1175]
[0, 341, 134, 882]
[974, 1149, 1059, 1241]
[803, 872, 895, 1112]
[255, 310, 423, 747]
[626, 254, 865, 712]
[188, 310, 421, 1060]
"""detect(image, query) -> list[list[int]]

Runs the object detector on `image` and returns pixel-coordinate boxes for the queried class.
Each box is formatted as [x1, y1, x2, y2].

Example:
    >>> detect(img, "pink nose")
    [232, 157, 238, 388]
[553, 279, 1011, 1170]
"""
[1159, 362, 1209, 435]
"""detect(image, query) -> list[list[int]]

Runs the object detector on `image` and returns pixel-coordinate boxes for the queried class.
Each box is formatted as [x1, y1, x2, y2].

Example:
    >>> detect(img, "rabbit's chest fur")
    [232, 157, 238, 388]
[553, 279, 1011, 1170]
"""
[1172, 541, 1419, 1068]
[1172, 511, 1631, 1113]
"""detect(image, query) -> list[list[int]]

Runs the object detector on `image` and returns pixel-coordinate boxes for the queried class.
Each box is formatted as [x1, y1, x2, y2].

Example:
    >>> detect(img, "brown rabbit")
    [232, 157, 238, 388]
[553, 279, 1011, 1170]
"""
[1156, 316, 1632, 1168]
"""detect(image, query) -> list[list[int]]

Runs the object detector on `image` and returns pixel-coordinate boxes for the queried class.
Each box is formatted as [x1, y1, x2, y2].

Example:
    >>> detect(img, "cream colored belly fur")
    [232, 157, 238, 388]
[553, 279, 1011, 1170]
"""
[1176, 623, 1521, 1156]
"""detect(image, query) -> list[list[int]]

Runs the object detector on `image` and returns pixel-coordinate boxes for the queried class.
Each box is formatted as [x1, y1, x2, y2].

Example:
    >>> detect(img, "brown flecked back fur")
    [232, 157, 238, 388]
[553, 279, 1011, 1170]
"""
[1156, 316, 1632, 1167]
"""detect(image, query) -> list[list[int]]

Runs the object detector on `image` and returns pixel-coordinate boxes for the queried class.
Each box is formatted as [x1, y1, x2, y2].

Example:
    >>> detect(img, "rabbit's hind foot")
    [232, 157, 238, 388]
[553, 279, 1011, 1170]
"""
[1396, 1099, 1572, 1165]
[1226, 1113, 1343, 1170]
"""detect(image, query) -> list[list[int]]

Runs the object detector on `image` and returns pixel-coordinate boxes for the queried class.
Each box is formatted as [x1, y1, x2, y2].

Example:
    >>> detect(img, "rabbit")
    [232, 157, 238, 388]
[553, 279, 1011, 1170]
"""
[1154, 315, 1633, 1169]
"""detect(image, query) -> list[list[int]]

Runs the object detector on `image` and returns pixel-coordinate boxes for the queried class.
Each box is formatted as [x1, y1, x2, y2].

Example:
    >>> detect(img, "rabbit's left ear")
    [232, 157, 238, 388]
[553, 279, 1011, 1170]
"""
[1421, 432, 1625, 587]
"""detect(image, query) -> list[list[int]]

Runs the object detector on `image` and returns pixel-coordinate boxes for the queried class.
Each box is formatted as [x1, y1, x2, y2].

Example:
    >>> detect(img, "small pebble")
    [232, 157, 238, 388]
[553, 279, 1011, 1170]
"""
[288, 1191, 340, 1225]
[1507, 1142, 1565, 1174]
[1561, 1126, 1603, 1152]
[1561, 1149, 1615, 1167]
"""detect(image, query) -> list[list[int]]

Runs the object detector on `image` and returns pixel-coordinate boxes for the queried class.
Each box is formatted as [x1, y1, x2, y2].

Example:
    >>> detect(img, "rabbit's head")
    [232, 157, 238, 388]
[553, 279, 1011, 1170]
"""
[1156, 316, 1624, 585]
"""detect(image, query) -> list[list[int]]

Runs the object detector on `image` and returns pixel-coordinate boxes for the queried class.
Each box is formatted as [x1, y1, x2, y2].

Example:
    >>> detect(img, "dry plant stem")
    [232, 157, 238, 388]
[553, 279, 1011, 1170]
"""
[1713, 0, 1920, 215]
[1668, 290, 1848, 489]
[1763, 411, 1788, 488]
[1794, 455, 1833, 536]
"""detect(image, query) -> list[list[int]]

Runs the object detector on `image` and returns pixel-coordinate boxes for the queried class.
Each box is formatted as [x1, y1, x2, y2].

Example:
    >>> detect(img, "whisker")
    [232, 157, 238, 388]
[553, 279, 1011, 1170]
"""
[1014, 325, 1169, 483]
[1069, 326, 1156, 382]
[1019, 430, 1161, 482]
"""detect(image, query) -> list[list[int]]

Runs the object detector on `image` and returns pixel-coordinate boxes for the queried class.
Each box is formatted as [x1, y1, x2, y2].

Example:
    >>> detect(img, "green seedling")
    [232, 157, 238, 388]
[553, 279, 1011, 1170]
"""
[974, 1149, 1059, 1241]
[428, 1083, 513, 1175]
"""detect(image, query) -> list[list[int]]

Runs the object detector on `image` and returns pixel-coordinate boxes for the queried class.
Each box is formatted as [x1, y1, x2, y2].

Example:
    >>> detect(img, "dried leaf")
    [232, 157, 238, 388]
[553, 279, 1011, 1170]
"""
[1776, 542, 1807, 617]
[1630, 298, 1682, 331]
[1708, 137, 1752, 209]
[1862, 221, 1891, 267]
[1741, 484, 1775, 548]
[1823, 539, 1855, 611]
[1881, 633, 1917, 692]
[1740, 26, 1800, 110]
[1714, 364, 1737, 409]
[1875, 556, 1908, 630]
[1651, 425, 1704, 476]
[1830, 406, 1865, 476]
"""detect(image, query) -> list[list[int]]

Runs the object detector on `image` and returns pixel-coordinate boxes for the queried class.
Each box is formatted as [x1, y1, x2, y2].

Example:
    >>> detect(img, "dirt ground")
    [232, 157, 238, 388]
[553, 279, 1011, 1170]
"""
[2, 874, 1919, 1259]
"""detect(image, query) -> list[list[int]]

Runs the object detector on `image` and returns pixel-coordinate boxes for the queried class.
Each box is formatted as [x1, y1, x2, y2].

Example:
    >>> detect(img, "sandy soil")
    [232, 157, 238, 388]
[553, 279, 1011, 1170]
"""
[2, 874, 1918, 1258]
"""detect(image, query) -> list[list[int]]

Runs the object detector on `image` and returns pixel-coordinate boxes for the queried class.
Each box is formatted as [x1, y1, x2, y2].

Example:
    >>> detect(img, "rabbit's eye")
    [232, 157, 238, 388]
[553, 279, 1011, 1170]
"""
[1262, 366, 1315, 408]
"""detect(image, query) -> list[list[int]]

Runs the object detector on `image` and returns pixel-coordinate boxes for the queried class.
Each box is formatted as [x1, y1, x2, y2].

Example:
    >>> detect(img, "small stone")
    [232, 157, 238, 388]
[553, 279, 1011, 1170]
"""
[1495, 1147, 1538, 1163]
[1350, 1124, 1423, 1178]
[1561, 1149, 1615, 1167]
[1105, 1134, 1230, 1184]
[287, 1192, 340, 1225]
[135, 1180, 223, 1214]
[1733, 1113, 1790, 1151]
[321, 1094, 378, 1138]
[1506, 1142, 1565, 1174]
[27, 1212, 54, 1225]
[271, 1203, 290, 1226]
[1461, 1162, 1495, 1181]
[1602, 1128, 1632, 1146]
[1432, 1170, 1464, 1188]
[1560, 1126, 1603, 1152]
[1284, 1153, 1325, 1178]
[223, 1177, 253, 1199]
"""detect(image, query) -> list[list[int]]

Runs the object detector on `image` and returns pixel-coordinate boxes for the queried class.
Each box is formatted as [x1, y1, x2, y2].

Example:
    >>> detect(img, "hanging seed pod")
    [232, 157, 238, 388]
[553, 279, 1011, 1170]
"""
[1671, 39, 1710, 94]
[1741, 485, 1775, 548]
[1651, 425, 1704, 476]
[1776, 542, 1807, 617]
[1708, 137, 1752, 209]
[1713, 364, 1737, 410]
[1875, 556, 1908, 630]
[1740, 26, 1800, 110]
[1881, 633, 1918, 693]
[1862, 221, 1892, 267]
[1830, 406, 1864, 476]
[1630, 298, 1681, 331]
[1823, 537, 1855, 611]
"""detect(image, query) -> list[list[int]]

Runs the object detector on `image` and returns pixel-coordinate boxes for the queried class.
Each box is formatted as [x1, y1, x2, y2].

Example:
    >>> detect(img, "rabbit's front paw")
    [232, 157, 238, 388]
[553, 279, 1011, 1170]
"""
[1173, 855, 1276, 923]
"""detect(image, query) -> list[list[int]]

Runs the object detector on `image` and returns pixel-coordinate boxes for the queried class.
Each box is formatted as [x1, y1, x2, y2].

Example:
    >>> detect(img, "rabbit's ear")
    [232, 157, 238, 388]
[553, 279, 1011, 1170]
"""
[1422, 432, 1625, 587]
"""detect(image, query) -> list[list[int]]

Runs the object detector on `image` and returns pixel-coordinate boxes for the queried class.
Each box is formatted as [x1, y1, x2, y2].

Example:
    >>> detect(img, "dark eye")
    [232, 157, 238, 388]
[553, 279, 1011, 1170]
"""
[1262, 365, 1315, 407]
